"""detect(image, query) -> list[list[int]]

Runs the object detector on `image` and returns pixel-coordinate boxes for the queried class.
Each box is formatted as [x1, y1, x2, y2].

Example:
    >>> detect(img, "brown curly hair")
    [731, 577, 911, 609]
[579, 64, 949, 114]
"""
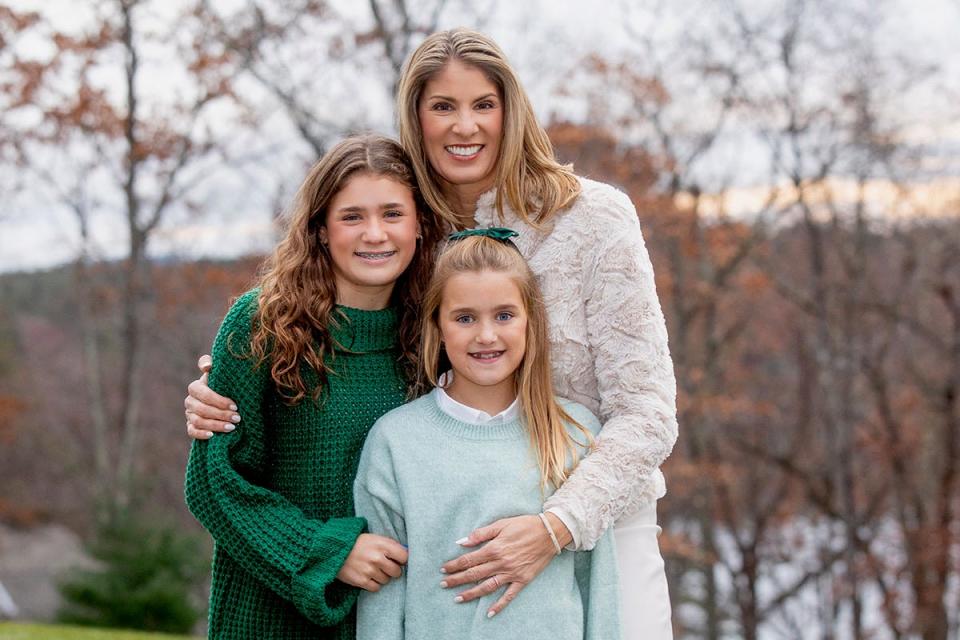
[250, 134, 444, 403]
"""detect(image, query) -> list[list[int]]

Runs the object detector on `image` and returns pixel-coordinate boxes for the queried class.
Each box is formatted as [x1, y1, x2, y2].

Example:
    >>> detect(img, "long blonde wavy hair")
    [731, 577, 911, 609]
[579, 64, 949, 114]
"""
[397, 28, 581, 229]
[418, 235, 593, 490]
[250, 135, 443, 403]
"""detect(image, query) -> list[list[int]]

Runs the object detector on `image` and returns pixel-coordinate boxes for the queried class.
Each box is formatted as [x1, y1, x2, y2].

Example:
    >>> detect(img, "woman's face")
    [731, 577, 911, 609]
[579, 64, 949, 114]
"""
[418, 60, 503, 199]
[321, 173, 419, 309]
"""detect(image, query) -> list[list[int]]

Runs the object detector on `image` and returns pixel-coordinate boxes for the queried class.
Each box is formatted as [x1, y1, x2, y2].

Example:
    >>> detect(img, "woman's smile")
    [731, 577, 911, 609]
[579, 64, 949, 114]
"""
[445, 144, 484, 159]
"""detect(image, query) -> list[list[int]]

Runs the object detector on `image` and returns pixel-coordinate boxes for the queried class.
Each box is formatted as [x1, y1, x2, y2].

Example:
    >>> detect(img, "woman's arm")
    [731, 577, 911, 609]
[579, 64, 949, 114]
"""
[543, 187, 678, 549]
[184, 291, 402, 625]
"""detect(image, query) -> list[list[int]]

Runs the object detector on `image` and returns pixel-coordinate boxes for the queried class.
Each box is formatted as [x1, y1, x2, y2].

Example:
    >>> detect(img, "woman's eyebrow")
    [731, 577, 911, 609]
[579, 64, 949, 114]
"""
[424, 92, 498, 102]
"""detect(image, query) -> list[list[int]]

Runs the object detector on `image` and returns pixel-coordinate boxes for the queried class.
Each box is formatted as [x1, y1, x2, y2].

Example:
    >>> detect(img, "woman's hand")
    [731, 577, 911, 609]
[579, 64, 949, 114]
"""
[185, 355, 241, 440]
[440, 513, 572, 617]
[337, 533, 408, 592]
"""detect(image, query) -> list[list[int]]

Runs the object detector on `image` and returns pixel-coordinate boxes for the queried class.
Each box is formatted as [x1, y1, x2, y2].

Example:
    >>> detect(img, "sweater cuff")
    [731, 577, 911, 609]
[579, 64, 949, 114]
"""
[291, 516, 367, 626]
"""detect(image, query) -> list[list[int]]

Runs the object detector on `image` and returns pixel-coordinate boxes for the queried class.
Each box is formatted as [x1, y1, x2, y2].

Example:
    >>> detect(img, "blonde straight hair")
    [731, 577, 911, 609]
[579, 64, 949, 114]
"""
[397, 28, 581, 229]
[419, 235, 593, 490]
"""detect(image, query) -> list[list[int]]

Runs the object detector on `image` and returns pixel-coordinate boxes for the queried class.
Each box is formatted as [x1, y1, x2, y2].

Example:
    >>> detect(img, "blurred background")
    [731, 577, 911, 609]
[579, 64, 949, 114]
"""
[0, 0, 958, 638]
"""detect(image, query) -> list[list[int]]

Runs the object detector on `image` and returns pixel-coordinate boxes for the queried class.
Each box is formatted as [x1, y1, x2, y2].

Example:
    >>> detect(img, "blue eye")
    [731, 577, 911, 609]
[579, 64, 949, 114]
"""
[456, 315, 474, 324]
[496, 311, 513, 321]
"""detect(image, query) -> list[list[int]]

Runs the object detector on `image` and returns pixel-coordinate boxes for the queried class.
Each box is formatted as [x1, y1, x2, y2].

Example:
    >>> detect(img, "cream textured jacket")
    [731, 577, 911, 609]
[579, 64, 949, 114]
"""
[473, 177, 678, 550]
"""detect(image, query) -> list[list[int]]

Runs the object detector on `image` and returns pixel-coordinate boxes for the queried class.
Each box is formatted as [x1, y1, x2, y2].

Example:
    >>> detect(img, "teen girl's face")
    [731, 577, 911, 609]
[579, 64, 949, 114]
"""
[439, 270, 526, 408]
[418, 60, 503, 200]
[321, 173, 419, 309]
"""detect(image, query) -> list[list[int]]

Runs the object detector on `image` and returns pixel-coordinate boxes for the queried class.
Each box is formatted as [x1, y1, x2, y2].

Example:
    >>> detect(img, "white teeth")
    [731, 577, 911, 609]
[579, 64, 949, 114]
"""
[471, 351, 503, 360]
[446, 145, 482, 157]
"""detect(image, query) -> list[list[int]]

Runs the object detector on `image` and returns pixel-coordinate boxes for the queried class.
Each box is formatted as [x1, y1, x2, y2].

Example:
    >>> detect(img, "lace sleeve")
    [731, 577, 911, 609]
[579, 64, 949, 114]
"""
[543, 189, 678, 550]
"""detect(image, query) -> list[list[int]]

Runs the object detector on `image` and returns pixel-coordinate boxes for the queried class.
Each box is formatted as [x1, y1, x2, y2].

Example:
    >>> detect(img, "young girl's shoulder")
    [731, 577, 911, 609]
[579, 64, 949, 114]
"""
[557, 397, 602, 438]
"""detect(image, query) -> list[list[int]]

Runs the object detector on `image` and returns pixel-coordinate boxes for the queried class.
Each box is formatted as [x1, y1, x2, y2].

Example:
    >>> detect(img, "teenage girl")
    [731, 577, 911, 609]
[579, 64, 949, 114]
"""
[184, 135, 442, 639]
[353, 230, 620, 640]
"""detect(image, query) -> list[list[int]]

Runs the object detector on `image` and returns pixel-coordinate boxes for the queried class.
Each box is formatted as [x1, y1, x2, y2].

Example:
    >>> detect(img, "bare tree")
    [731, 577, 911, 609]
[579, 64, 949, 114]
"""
[1, 0, 237, 522]
[199, 0, 457, 158]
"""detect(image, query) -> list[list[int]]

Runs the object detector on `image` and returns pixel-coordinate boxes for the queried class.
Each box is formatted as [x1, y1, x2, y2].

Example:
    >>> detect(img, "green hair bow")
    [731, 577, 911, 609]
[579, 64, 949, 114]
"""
[447, 227, 519, 243]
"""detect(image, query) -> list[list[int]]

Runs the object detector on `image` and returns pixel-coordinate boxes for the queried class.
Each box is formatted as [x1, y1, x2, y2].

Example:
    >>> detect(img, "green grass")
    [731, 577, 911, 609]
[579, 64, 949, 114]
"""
[0, 623, 200, 639]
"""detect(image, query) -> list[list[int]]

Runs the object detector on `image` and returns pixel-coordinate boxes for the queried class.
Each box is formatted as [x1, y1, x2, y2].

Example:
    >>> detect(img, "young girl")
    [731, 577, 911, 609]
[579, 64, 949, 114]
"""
[353, 231, 620, 640]
[184, 135, 443, 638]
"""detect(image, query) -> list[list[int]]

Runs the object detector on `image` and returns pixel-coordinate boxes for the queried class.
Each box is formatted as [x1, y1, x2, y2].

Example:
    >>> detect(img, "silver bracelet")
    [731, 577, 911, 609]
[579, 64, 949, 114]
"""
[538, 512, 563, 555]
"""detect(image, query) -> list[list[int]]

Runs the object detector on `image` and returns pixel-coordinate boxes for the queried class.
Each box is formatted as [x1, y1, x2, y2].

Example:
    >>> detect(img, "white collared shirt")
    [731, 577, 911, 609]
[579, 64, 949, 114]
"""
[434, 371, 520, 425]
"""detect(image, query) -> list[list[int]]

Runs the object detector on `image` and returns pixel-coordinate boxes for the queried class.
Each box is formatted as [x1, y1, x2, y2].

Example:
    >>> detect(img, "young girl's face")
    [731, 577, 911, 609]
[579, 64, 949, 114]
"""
[321, 173, 420, 307]
[438, 269, 526, 404]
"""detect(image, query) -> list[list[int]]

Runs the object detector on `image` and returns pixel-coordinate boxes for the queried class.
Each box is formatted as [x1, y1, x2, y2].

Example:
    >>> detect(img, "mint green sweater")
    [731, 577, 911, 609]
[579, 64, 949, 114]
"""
[185, 290, 408, 639]
[353, 391, 621, 640]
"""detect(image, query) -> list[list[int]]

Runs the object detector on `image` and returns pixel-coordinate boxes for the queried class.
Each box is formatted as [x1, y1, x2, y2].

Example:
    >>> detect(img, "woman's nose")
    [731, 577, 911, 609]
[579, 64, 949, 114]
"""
[452, 109, 479, 136]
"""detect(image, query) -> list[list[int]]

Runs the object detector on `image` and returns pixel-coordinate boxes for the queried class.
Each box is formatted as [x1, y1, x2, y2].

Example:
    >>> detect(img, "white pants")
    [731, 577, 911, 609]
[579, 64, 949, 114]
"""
[613, 502, 673, 639]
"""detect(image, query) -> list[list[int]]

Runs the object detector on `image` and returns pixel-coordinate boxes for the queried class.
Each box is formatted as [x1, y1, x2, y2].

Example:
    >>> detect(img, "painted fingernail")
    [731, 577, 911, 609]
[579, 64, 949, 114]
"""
[229, 403, 238, 411]
[231, 414, 241, 423]
[487, 610, 496, 618]
[224, 424, 236, 432]
[440, 581, 448, 588]
[454, 595, 463, 603]
[439, 567, 446, 574]
[455, 537, 469, 545]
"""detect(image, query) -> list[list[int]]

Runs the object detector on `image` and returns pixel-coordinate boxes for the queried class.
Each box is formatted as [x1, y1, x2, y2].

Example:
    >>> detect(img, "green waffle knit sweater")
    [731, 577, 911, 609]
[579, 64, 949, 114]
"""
[185, 289, 408, 639]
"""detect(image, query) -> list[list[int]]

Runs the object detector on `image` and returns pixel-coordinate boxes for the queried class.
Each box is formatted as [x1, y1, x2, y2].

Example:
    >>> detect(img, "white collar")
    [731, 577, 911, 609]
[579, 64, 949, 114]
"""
[434, 371, 520, 425]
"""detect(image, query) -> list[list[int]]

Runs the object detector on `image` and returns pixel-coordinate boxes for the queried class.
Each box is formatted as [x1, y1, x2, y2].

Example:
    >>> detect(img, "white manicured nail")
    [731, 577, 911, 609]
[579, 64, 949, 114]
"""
[455, 537, 469, 545]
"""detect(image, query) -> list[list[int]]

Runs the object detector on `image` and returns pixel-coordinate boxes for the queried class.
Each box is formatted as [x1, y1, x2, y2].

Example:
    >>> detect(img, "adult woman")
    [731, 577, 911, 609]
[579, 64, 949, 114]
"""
[186, 29, 677, 637]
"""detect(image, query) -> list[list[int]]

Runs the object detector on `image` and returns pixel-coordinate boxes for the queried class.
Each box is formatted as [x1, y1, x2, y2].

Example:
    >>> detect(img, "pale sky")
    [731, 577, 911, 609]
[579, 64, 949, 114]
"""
[1, 0, 957, 273]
